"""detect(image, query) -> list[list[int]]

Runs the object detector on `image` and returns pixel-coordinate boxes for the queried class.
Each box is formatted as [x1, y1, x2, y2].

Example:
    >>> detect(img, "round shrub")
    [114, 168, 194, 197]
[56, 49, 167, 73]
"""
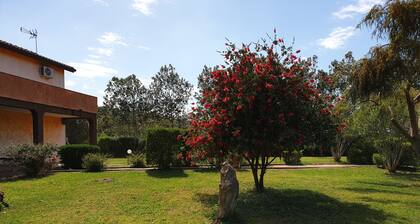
[3, 144, 59, 177]
[372, 153, 384, 168]
[82, 153, 108, 172]
[347, 139, 374, 165]
[283, 150, 303, 165]
[128, 153, 146, 168]
[59, 144, 99, 169]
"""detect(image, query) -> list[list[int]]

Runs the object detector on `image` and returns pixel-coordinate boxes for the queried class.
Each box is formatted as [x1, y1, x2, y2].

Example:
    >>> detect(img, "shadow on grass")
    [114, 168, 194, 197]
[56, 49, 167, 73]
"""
[145, 169, 188, 178]
[196, 188, 397, 224]
[342, 187, 417, 196]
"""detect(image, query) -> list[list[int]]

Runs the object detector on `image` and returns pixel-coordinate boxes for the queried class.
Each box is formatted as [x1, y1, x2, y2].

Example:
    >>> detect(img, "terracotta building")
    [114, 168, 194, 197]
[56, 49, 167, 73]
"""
[0, 40, 97, 146]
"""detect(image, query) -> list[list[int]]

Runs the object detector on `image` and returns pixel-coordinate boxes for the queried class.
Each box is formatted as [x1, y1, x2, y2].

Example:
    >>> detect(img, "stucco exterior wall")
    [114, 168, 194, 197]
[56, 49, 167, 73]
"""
[0, 109, 65, 147]
[0, 48, 65, 88]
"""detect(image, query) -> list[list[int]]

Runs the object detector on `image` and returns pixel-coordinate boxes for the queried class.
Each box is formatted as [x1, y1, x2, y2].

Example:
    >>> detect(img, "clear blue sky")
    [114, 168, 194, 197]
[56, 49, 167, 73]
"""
[0, 0, 384, 105]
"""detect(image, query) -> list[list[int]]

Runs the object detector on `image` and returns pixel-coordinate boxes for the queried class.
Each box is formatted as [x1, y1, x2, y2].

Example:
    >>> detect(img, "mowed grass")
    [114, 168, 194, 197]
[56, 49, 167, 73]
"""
[106, 156, 348, 168]
[0, 167, 419, 224]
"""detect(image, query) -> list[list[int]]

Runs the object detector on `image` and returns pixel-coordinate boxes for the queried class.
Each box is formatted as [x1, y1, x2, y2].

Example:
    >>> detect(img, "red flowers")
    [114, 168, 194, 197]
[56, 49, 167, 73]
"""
[281, 73, 296, 79]
[265, 83, 273, 90]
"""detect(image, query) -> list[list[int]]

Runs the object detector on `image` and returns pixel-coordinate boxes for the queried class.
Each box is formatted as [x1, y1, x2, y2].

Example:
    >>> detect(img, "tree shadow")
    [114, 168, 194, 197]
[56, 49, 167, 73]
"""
[196, 188, 398, 224]
[145, 169, 188, 178]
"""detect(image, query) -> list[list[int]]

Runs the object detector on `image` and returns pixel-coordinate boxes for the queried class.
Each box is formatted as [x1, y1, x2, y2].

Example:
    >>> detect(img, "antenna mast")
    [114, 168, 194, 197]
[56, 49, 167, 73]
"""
[20, 27, 38, 53]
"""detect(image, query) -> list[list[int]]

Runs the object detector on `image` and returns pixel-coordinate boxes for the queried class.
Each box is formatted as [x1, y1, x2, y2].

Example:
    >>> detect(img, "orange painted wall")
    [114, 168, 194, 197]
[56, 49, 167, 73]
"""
[0, 109, 65, 147]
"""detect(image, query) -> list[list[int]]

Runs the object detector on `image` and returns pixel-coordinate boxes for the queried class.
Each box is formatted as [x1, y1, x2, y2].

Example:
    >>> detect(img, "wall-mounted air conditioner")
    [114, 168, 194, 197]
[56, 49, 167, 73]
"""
[40, 66, 54, 79]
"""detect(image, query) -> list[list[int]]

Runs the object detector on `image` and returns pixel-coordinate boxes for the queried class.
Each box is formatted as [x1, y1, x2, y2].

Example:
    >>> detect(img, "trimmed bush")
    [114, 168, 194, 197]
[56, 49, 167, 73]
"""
[59, 144, 99, 169]
[3, 144, 59, 177]
[283, 150, 303, 165]
[128, 153, 146, 168]
[347, 139, 374, 165]
[372, 153, 384, 168]
[98, 136, 142, 157]
[98, 136, 120, 156]
[145, 128, 183, 169]
[82, 153, 107, 172]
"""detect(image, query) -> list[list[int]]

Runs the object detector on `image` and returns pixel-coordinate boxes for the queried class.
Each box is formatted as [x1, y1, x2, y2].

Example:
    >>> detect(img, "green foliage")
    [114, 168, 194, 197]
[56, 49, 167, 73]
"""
[98, 136, 142, 157]
[149, 64, 193, 123]
[145, 128, 183, 169]
[283, 150, 303, 165]
[59, 144, 99, 169]
[82, 153, 108, 172]
[3, 144, 59, 177]
[347, 139, 375, 164]
[127, 153, 146, 168]
[102, 74, 149, 137]
[63, 119, 89, 144]
[372, 153, 384, 168]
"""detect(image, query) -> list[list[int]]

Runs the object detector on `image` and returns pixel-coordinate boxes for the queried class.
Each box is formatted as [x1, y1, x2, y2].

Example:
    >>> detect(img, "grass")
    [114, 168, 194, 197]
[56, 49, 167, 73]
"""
[106, 156, 348, 168]
[0, 167, 418, 223]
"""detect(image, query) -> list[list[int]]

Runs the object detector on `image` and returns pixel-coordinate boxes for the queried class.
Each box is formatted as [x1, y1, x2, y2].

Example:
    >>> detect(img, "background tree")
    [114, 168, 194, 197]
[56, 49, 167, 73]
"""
[184, 33, 336, 192]
[103, 74, 149, 137]
[352, 0, 420, 155]
[149, 64, 193, 127]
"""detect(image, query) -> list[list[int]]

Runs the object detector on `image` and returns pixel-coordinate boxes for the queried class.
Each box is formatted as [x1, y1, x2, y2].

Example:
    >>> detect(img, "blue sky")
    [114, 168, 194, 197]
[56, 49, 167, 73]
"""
[0, 0, 384, 105]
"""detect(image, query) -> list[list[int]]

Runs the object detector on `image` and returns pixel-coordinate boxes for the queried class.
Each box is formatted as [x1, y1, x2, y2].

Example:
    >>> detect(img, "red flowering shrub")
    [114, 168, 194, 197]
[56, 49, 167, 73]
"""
[184, 32, 336, 191]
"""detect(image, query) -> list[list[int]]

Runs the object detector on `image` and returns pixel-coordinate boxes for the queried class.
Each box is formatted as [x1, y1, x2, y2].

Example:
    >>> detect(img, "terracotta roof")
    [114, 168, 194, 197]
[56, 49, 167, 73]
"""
[0, 39, 76, 72]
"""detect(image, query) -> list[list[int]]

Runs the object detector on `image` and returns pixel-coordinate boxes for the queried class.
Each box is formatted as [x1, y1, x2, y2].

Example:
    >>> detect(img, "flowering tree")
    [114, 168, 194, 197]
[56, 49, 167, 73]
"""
[184, 32, 336, 192]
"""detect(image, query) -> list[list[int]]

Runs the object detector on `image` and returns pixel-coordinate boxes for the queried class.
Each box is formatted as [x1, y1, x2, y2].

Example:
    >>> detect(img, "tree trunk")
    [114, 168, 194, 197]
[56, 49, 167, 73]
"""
[390, 85, 420, 157]
[246, 155, 268, 193]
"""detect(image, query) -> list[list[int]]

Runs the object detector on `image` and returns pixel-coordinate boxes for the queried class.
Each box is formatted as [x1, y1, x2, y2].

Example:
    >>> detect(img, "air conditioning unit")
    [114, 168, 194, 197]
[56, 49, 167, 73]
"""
[40, 66, 54, 79]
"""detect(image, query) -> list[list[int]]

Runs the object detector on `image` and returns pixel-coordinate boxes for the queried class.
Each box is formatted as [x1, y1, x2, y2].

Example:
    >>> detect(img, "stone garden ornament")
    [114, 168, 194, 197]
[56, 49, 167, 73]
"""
[215, 162, 239, 223]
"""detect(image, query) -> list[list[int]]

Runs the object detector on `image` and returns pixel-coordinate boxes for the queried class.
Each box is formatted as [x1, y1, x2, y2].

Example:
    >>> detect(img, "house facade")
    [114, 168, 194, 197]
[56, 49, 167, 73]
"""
[0, 40, 97, 146]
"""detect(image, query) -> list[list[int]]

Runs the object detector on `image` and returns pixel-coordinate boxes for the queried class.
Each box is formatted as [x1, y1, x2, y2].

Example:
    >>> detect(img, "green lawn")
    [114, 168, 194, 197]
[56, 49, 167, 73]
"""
[1, 167, 418, 223]
[106, 156, 348, 168]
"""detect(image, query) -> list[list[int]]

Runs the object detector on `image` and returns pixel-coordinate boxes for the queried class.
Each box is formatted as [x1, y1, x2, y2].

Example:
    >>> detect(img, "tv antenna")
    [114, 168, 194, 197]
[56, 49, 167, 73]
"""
[20, 27, 38, 53]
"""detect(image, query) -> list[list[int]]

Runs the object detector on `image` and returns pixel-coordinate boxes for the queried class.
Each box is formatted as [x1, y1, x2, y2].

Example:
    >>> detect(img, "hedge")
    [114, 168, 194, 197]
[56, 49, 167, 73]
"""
[98, 136, 143, 157]
[347, 139, 375, 165]
[59, 144, 99, 169]
[145, 128, 184, 169]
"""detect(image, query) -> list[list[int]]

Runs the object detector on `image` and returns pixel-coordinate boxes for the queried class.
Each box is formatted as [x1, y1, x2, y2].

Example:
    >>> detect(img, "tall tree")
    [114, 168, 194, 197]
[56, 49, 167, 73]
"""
[352, 0, 420, 155]
[149, 64, 193, 126]
[103, 74, 149, 136]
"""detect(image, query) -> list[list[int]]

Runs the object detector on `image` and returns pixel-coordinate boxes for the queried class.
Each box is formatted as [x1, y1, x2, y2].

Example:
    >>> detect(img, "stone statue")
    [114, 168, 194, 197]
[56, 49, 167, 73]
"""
[0, 191, 9, 210]
[215, 162, 239, 223]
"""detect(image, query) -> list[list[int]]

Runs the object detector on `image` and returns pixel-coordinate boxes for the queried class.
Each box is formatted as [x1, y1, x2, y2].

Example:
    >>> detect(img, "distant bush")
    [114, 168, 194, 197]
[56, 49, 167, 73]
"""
[146, 128, 184, 169]
[98, 136, 142, 157]
[347, 139, 374, 165]
[283, 149, 303, 165]
[128, 153, 146, 168]
[82, 153, 108, 172]
[59, 144, 99, 169]
[399, 145, 419, 168]
[372, 153, 384, 168]
[4, 144, 59, 177]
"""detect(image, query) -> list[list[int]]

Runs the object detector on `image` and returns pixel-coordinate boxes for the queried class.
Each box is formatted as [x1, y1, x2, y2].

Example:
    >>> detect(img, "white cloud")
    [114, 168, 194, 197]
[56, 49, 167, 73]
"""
[84, 59, 103, 64]
[98, 32, 128, 46]
[69, 62, 118, 78]
[132, 0, 158, 16]
[88, 47, 113, 57]
[319, 26, 356, 49]
[333, 0, 384, 19]
[93, 0, 109, 7]
[137, 44, 151, 50]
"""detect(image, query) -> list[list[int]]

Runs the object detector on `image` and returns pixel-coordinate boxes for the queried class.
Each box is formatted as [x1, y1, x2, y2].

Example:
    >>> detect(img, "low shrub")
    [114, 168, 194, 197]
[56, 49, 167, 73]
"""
[128, 153, 146, 168]
[3, 144, 59, 177]
[399, 145, 419, 168]
[82, 153, 108, 172]
[59, 144, 99, 169]
[372, 153, 384, 168]
[145, 128, 184, 169]
[347, 139, 374, 165]
[283, 149, 302, 165]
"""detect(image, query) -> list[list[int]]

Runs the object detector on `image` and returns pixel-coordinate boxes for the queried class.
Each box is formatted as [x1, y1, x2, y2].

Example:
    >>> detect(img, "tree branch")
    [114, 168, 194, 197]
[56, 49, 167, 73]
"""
[414, 93, 420, 104]
[391, 118, 413, 140]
